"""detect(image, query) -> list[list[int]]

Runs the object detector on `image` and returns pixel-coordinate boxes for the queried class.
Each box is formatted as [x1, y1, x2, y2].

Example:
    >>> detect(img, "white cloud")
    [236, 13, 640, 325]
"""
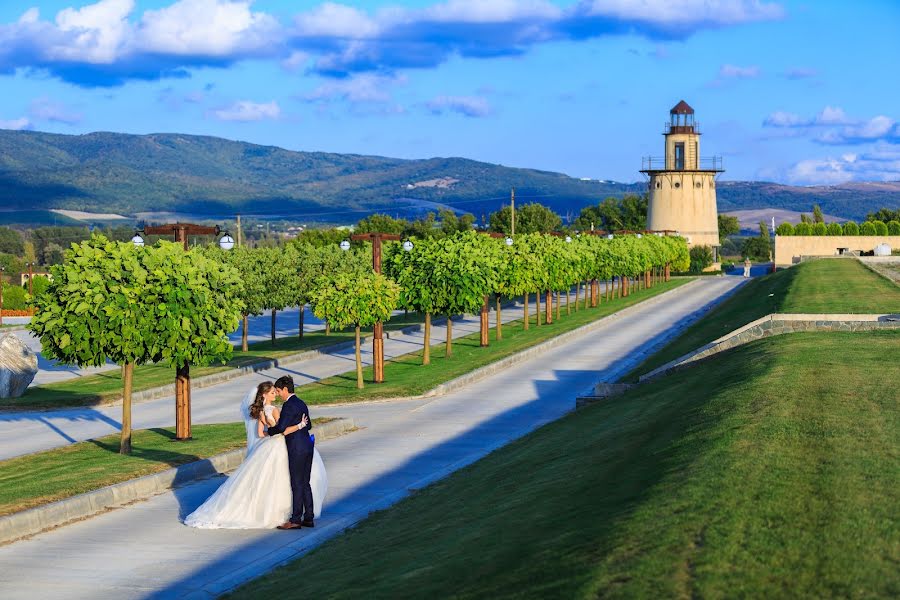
[303, 73, 405, 103]
[50, 0, 134, 63]
[784, 66, 817, 79]
[29, 97, 83, 124]
[764, 106, 898, 145]
[281, 50, 309, 72]
[212, 100, 280, 121]
[0, 117, 32, 130]
[787, 147, 900, 185]
[718, 63, 760, 78]
[426, 95, 491, 117]
[579, 0, 784, 27]
[763, 110, 805, 127]
[420, 0, 561, 23]
[292, 3, 381, 38]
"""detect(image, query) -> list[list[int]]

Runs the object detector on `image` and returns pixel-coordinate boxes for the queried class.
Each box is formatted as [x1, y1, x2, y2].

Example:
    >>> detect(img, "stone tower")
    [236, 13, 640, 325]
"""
[641, 100, 723, 256]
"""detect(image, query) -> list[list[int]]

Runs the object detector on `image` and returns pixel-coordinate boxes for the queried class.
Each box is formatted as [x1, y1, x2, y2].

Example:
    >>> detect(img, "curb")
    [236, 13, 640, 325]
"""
[423, 279, 703, 398]
[0, 417, 356, 546]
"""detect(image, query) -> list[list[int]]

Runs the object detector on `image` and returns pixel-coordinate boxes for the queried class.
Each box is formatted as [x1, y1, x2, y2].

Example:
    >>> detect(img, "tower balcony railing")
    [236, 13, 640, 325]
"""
[641, 156, 724, 172]
[664, 121, 700, 134]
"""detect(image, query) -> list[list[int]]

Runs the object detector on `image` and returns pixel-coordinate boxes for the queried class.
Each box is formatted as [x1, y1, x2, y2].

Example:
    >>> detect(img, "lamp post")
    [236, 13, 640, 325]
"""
[349, 232, 401, 383]
[132, 222, 234, 441]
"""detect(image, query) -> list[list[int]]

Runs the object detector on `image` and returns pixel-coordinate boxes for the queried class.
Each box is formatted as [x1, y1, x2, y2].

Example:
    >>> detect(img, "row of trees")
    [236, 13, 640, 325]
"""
[776, 220, 900, 236]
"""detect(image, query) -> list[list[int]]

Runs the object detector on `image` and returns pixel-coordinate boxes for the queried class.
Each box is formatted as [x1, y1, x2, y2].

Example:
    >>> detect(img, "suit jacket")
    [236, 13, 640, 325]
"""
[267, 394, 313, 455]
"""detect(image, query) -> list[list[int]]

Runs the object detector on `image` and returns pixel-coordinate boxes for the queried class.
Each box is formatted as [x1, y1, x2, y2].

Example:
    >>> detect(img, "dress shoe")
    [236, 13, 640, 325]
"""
[277, 521, 302, 530]
[300, 520, 315, 528]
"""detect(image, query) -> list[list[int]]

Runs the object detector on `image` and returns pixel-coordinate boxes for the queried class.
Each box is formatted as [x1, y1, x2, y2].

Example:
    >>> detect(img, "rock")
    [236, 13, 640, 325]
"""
[0, 334, 38, 398]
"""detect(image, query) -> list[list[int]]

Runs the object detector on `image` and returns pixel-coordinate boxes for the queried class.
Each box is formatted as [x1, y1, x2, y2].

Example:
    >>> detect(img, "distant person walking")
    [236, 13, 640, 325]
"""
[743, 257, 752, 278]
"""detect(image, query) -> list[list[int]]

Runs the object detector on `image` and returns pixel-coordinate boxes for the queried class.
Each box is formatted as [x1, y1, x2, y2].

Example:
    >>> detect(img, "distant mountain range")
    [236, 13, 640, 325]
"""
[0, 129, 896, 224]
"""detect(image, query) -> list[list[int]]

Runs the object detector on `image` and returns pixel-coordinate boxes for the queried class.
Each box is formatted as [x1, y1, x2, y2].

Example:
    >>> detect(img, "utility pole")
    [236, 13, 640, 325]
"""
[236, 214, 242, 247]
[510, 187, 515, 236]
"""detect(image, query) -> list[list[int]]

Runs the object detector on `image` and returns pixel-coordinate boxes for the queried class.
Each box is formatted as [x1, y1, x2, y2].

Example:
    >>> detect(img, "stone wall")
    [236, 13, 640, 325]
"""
[639, 313, 900, 382]
[775, 235, 900, 267]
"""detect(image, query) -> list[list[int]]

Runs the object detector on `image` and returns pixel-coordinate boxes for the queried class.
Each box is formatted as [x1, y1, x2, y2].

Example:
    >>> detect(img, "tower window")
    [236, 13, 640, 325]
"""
[656, 181, 661, 189]
[674, 181, 681, 188]
[674, 142, 685, 170]
[695, 181, 702, 188]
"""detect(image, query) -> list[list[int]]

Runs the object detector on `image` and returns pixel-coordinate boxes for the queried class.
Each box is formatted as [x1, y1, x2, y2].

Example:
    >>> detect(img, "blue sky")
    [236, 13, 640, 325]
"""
[0, 0, 897, 185]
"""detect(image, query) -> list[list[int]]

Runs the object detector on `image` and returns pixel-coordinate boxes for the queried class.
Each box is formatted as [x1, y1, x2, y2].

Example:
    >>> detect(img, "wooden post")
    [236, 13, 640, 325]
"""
[480, 295, 489, 346]
[445, 316, 453, 357]
[545, 290, 552, 324]
[665, 263, 671, 281]
[495, 295, 502, 340]
[373, 322, 384, 383]
[175, 363, 191, 440]
[120, 362, 134, 455]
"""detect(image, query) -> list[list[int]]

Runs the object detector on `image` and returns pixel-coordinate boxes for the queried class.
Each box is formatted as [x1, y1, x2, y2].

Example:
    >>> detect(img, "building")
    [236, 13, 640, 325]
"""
[641, 100, 723, 261]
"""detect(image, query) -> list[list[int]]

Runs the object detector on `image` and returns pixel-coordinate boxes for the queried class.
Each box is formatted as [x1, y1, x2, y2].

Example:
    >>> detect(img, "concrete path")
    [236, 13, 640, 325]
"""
[0, 277, 743, 600]
[0, 287, 597, 460]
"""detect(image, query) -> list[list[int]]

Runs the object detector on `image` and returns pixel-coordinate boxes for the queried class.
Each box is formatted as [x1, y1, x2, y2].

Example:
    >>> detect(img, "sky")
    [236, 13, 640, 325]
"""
[0, 0, 898, 186]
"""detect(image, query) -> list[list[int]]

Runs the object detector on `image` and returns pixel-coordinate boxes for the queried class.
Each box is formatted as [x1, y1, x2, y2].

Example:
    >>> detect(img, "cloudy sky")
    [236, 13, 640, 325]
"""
[0, 0, 897, 185]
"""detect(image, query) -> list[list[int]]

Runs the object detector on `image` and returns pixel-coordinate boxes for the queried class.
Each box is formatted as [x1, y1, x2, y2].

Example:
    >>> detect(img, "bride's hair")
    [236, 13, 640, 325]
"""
[249, 382, 274, 420]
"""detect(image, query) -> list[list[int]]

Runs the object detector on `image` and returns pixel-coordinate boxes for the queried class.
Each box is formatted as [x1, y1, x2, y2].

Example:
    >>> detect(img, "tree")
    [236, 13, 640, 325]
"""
[438, 209, 475, 236]
[385, 237, 441, 364]
[776, 222, 795, 236]
[259, 246, 300, 345]
[873, 220, 889, 236]
[813, 222, 827, 236]
[827, 222, 843, 236]
[489, 202, 562, 234]
[794, 222, 813, 236]
[42, 243, 65, 265]
[843, 221, 860, 235]
[859, 221, 877, 236]
[573, 195, 648, 232]
[356, 214, 407, 235]
[0, 227, 24, 256]
[888, 221, 900, 236]
[866, 208, 900, 223]
[718, 214, 740, 243]
[296, 243, 370, 338]
[28, 236, 243, 451]
[202, 245, 269, 351]
[813, 204, 825, 223]
[294, 228, 347, 248]
[310, 271, 399, 389]
[497, 235, 543, 329]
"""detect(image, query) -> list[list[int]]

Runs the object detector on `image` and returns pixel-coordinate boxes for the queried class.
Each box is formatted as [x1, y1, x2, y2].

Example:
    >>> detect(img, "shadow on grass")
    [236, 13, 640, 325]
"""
[86, 428, 204, 468]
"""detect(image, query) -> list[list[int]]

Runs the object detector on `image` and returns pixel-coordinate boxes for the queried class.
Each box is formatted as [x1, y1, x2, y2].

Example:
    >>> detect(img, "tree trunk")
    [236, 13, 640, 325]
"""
[567, 287, 571, 315]
[325, 320, 330, 335]
[175, 363, 191, 440]
[298, 305, 304, 340]
[584, 281, 589, 310]
[355, 326, 363, 389]
[241, 314, 249, 352]
[523, 292, 530, 330]
[555, 291, 560, 321]
[423, 313, 431, 365]
[545, 290, 552, 324]
[536, 290, 542, 325]
[480, 295, 489, 347]
[120, 362, 134, 455]
[271, 309, 277, 346]
[607, 279, 612, 302]
[445, 315, 453, 357]
[496, 295, 503, 340]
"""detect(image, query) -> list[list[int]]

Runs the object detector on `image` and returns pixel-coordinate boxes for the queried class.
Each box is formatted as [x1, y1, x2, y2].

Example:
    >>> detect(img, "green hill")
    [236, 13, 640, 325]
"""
[0, 129, 896, 222]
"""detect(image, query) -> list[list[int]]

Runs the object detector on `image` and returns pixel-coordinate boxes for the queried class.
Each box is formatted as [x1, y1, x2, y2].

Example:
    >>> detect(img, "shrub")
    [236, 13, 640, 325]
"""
[794, 222, 813, 236]
[775, 222, 794, 236]
[689, 245, 714, 273]
[844, 221, 860, 235]
[859, 221, 877, 236]
[813, 222, 827, 236]
[873, 220, 889, 236]
[888, 220, 900, 236]
[1, 284, 27, 310]
[827, 222, 843, 236]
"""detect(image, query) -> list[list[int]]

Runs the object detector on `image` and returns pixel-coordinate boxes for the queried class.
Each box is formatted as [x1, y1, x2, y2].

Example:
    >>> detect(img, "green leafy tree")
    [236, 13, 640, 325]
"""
[1, 284, 27, 310]
[296, 242, 370, 338]
[42, 243, 65, 265]
[497, 235, 543, 329]
[843, 221, 859, 235]
[256, 246, 300, 345]
[827, 222, 843, 236]
[776, 222, 795, 236]
[873, 220, 889, 236]
[310, 271, 399, 388]
[294, 228, 348, 248]
[812, 204, 825, 223]
[201, 245, 269, 351]
[794, 222, 813, 236]
[718, 214, 740, 243]
[489, 202, 562, 234]
[356, 214, 407, 235]
[438, 209, 476, 236]
[0, 227, 24, 256]
[573, 195, 647, 232]
[866, 208, 900, 222]
[813, 222, 827, 236]
[859, 221, 877, 236]
[385, 237, 441, 363]
[887, 221, 900, 236]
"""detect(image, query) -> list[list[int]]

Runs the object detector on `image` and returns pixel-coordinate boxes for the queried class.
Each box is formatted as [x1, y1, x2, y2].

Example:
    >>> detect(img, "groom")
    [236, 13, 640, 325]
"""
[268, 375, 315, 529]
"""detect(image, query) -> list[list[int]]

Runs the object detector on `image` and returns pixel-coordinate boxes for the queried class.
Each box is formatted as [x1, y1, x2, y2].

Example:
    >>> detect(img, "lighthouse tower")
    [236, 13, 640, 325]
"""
[641, 100, 723, 258]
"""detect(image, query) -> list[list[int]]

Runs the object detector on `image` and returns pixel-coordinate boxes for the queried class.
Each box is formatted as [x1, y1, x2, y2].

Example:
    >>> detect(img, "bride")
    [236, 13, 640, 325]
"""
[184, 381, 328, 529]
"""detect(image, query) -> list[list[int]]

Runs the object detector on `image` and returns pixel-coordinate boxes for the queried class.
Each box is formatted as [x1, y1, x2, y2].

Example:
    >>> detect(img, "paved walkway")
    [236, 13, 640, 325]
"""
[0, 277, 743, 599]
[0, 287, 596, 460]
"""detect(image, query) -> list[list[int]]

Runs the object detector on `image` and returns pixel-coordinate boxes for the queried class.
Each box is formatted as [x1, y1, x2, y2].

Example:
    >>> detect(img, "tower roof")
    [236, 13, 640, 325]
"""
[670, 100, 694, 115]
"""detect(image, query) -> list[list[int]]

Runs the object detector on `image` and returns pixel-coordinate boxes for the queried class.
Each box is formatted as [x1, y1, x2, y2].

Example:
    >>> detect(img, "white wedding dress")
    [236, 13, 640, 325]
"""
[184, 389, 328, 529]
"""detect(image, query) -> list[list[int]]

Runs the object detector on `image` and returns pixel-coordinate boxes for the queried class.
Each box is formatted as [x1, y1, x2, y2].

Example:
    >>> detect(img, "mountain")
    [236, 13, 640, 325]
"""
[0, 129, 897, 223]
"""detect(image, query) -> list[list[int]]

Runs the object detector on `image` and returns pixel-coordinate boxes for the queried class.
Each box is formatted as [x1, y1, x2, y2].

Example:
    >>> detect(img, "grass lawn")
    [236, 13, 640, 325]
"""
[295, 279, 690, 405]
[9, 312, 430, 410]
[228, 331, 900, 600]
[624, 258, 900, 381]
[0, 418, 329, 517]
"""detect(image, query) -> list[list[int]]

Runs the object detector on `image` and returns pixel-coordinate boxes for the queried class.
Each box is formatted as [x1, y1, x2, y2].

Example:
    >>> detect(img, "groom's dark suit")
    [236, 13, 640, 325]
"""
[268, 394, 314, 524]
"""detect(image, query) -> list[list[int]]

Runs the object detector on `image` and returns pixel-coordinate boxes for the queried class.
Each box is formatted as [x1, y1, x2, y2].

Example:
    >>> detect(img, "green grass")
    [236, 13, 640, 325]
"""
[623, 258, 900, 381]
[228, 331, 900, 600]
[294, 279, 690, 405]
[10, 312, 428, 410]
[0, 418, 332, 516]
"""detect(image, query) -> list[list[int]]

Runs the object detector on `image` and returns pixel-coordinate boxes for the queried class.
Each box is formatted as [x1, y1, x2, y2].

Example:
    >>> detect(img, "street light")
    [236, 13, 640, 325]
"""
[339, 240, 351, 251]
[402, 240, 414, 252]
[504, 237, 514, 246]
[218, 233, 235, 251]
